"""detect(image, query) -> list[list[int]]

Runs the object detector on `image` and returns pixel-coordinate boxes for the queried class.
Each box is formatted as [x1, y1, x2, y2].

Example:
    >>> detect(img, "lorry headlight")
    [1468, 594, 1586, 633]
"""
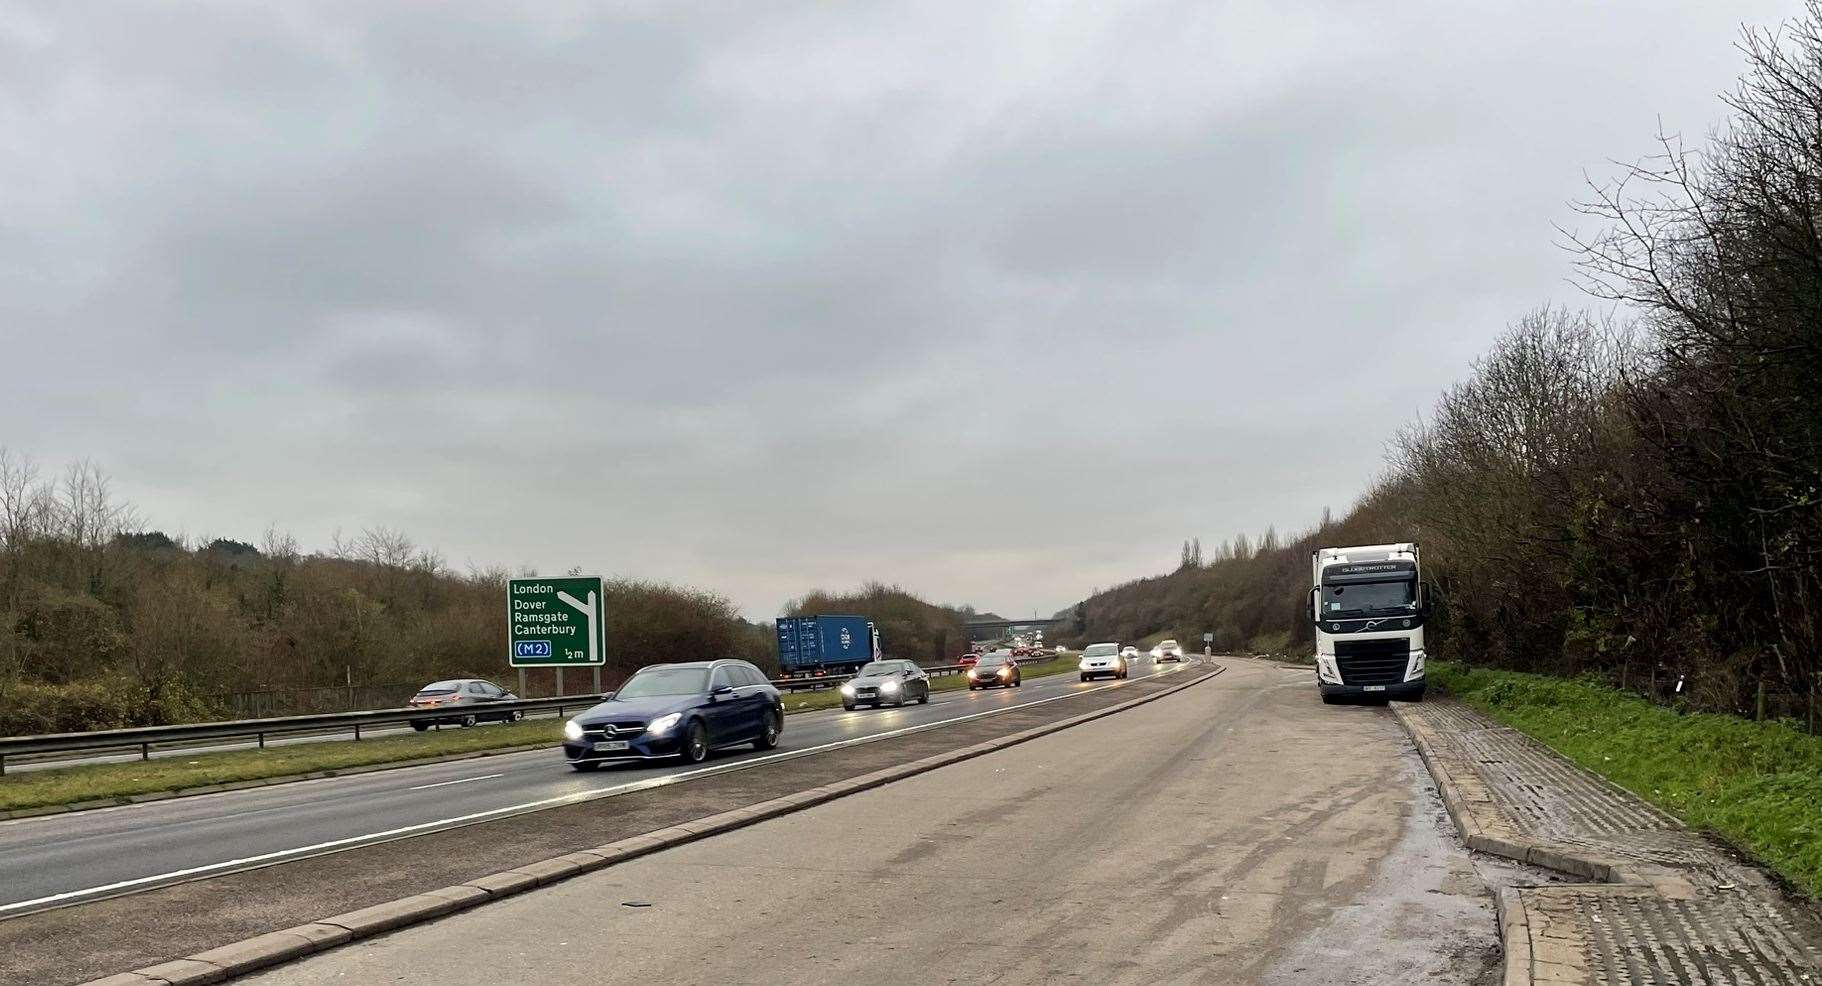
[1407, 653, 1425, 680]
[1317, 657, 1341, 684]
[563, 719, 585, 742]
[647, 712, 683, 736]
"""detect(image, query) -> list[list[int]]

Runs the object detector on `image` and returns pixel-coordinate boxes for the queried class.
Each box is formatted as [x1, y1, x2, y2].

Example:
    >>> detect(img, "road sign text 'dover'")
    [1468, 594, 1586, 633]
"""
[508, 577, 606, 667]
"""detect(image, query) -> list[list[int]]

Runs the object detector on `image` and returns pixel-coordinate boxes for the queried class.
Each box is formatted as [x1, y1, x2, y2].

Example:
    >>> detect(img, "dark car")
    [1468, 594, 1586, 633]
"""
[406, 679, 522, 730]
[561, 660, 782, 771]
[840, 660, 931, 710]
[966, 652, 1022, 690]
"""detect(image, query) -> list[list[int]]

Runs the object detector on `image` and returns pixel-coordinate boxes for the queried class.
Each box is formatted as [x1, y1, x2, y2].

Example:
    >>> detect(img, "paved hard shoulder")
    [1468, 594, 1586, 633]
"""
[1396, 699, 1822, 985]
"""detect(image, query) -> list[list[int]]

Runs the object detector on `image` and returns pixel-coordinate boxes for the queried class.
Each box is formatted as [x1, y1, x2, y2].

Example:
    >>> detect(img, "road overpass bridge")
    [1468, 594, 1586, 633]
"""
[963, 617, 1063, 634]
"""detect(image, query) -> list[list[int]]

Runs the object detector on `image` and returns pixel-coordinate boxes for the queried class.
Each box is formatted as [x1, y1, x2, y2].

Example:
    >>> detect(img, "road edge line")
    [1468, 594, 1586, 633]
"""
[85, 663, 1225, 985]
[7, 665, 1101, 822]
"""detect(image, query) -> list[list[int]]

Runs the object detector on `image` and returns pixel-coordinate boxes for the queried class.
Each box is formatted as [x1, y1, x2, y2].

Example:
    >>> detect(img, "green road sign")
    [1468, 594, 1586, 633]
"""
[508, 576, 605, 667]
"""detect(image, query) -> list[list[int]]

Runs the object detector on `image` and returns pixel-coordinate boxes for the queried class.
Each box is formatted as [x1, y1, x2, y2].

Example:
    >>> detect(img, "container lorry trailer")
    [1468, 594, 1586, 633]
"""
[775, 615, 879, 677]
[1309, 543, 1430, 703]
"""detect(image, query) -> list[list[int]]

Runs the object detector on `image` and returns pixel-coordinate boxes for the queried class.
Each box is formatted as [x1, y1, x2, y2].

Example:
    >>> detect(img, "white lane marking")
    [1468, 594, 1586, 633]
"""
[0, 663, 1128, 828]
[407, 773, 504, 792]
[0, 661, 1199, 915]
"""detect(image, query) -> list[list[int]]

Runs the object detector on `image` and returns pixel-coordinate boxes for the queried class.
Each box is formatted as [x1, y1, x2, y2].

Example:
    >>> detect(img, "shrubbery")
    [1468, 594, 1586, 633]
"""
[1060, 9, 1822, 725]
[0, 457, 774, 730]
[786, 582, 970, 663]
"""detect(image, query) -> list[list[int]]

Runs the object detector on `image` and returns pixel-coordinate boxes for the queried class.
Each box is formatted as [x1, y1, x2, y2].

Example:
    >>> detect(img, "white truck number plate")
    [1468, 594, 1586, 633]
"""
[594, 740, 630, 752]
[1363, 685, 1387, 692]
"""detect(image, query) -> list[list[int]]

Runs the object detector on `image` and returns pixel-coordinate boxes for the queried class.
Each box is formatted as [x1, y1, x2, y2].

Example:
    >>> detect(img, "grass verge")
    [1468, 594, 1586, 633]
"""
[1432, 661, 1822, 898]
[2, 653, 1101, 813]
[0, 719, 565, 813]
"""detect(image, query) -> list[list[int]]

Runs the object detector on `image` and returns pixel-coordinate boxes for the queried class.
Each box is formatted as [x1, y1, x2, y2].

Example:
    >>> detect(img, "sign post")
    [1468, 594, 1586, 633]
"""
[1202, 631, 1214, 656]
[509, 577, 607, 696]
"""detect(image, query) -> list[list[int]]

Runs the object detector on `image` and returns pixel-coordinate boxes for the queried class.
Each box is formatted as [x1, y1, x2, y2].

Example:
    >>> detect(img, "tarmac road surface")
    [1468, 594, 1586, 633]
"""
[248, 659, 1510, 985]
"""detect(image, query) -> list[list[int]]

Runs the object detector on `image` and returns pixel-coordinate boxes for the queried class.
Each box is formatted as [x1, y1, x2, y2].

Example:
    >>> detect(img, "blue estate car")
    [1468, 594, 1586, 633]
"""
[562, 660, 783, 771]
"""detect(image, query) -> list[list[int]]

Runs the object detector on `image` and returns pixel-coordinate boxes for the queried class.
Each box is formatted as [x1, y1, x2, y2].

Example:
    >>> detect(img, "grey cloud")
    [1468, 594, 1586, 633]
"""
[0, 0, 1797, 618]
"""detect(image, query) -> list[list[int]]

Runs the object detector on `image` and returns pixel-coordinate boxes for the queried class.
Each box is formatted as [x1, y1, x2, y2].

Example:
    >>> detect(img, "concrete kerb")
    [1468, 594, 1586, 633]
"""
[1392, 703, 1641, 888]
[1393, 703, 1680, 986]
[87, 663, 1225, 986]
[1495, 888, 1534, 986]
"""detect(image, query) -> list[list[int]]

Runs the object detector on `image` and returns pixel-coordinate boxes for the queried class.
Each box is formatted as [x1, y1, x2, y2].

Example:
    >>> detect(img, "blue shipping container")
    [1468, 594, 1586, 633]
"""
[775, 615, 875, 672]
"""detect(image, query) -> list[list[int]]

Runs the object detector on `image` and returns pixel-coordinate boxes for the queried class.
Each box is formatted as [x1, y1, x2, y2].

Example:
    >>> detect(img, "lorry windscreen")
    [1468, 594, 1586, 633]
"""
[1321, 580, 1415, 616]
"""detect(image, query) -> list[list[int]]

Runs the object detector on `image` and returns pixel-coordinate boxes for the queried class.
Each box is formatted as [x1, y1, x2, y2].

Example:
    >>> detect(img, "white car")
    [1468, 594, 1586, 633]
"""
[1151, 639, 1184, 662]
[1078, 642, 1129, 681]
[1120, 646, 1140, 660]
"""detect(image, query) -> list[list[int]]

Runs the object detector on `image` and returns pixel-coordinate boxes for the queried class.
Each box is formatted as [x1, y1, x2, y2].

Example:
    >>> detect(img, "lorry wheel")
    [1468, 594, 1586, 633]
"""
[411, 722, 430, 732]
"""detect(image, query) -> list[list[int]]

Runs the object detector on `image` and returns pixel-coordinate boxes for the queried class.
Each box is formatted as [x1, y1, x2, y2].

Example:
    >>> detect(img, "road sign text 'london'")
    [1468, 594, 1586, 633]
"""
[508, 577, 605, 667]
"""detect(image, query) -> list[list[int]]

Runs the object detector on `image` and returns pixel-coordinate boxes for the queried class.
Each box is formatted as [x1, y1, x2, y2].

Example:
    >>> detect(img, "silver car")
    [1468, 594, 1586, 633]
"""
[406, 679, 523, 730]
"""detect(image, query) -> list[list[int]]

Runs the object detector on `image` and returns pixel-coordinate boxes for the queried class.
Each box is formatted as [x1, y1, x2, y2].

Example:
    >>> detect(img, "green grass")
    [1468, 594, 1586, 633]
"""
[1433, 662, 1822, 898]
[2, 653, 1100, 813]
[1247, 630, 1292, 656]
[0, 719, 566, 813]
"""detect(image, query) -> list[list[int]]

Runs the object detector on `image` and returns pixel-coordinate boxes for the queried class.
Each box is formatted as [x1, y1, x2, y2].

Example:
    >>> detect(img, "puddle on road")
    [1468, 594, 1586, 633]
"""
[1257, 744, 1547, 986]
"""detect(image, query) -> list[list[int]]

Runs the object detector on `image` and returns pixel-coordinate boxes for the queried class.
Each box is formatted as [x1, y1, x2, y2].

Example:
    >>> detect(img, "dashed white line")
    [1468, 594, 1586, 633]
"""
[407, 773, 504, 792]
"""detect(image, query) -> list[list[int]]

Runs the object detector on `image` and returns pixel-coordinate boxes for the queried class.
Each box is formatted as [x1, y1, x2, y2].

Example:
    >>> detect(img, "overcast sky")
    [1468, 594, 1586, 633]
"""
[0, 0, 1795, 619]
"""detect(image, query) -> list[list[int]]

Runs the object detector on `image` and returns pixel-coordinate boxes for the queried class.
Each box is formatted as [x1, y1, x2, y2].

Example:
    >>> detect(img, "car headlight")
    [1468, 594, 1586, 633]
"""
[1078, 659, 1091, 670]
[647, 712, 683, 736]
[563, 719, 585, 742]
[839, 683, 856, 696]
[881, 680, 900, 693]
[998, 666, 1011, 677]
[967, 669, 978, 679]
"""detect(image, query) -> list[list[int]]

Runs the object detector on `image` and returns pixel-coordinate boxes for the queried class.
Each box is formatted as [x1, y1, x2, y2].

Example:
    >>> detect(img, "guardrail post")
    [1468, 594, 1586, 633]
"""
[141, 742, 150, 762]
[258, 732, 265, 750]
[1, 754, 6, 776]
[354, 723, 362, 741]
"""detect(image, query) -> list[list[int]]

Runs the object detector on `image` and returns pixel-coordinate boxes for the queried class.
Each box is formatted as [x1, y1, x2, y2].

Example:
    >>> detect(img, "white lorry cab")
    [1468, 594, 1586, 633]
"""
[1308, 543, 1431, 704]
